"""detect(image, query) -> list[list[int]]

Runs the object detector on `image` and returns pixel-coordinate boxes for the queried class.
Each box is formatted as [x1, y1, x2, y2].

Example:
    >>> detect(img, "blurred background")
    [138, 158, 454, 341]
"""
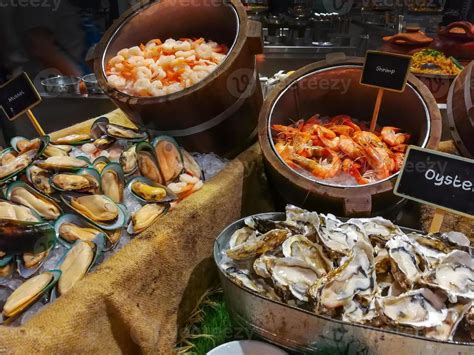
[0, 0, 472, 144]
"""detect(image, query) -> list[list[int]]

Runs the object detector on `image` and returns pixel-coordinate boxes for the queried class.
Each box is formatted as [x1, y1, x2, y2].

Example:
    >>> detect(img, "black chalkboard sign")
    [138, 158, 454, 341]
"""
[394, 146, 474, 218]
[0, 72, 42, 121]
[360, 51, 412, 92]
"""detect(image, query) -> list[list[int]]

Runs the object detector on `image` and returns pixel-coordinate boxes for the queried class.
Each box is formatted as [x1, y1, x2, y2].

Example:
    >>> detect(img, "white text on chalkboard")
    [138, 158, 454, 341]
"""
[425, 169, 474, 192]
[8, 90, 25, 103]
[376, 66, 395, 75]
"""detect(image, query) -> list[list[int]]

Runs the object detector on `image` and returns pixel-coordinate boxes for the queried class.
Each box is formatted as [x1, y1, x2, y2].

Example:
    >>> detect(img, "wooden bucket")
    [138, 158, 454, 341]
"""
[447, 62, 474, 158]
[93, 0, 263, 157]
[258, 57, 442, 217]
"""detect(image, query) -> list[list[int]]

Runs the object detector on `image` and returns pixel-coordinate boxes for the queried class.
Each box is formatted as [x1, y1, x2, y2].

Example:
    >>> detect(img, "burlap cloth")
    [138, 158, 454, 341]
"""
[420, 141, 474, 240]
[0, 111, 271, 354]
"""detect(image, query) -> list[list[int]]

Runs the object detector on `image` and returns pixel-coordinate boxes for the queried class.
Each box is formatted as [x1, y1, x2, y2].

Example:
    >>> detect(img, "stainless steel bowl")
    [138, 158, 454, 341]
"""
[41, 76, 81, 95]
[214, 212, 473, 354]
[82, 74, 103, 95]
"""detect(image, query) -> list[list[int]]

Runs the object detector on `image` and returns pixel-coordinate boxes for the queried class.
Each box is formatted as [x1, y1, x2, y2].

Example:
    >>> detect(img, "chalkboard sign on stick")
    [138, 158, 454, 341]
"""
[0, 72, 45, 136]
[0, 72, 42, 121]
[360, 51, 412, 93]
[394, 146, 474, 219]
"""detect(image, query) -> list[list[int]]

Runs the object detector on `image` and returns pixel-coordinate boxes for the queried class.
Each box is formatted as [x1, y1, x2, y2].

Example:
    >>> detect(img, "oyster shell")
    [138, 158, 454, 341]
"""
[386, 236, 423, 290]
[229, 227, 258, 249]
[36, 156, 88, 170]
[2, 272, 53, 318]
[225, 266, 265, 294]
[317, 214, 367, 255]
[282, 235, 332, 277]
[310, 241, 376, 312]
[59, 223, 102, 243]
[10, 185, 61, 220]
[425, 302, 472, 341]
[377, 288, 447, 329]
[342, 298, 379, 325]
[154, 137, 183, 183]
[70, 195, 119, 223]
[120, 145, 137, 175]
[131, 203, 166, 234]
[424, 250, 474, 301]
[348, 216, 402, 245]
[27, 166, 53, 195]
[266, 257, 320, 302]
[226, 229, 290, 261]
[58, 241, 95, 295]
[52, 134, 91, 145]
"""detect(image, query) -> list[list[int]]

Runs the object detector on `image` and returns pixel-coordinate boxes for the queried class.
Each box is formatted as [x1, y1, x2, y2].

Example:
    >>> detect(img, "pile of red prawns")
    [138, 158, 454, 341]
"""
[272, 115, 410, 185]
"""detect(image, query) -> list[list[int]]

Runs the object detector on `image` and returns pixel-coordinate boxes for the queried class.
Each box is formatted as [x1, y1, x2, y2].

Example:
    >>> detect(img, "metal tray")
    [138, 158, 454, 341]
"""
[214, 212, 474, 354]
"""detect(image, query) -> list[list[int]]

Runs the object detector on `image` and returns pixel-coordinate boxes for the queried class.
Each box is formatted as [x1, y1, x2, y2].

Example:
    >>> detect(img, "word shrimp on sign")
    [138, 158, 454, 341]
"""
[394, 146, 474, 218]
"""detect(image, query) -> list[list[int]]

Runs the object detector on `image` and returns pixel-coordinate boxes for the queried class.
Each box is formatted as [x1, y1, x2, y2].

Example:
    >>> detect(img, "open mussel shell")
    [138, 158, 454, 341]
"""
[90, 117, 110, 139]
[101, 163, 125, 204]
[127, 176, 177, 204]
[17, 248, 52, 279]
[0, 139, 48, 184]
[6, 181, 63, 220]
[106, 123, 148, 142]
[0, 199, 43, 223]
[50, 168, 101, 194]
[25, 165, 54, 196]
[35, 155, 91, 172]
[136, 142, 164, 184]
[60, 193, 126, 231]
[127, 203, 169, 235]
[51, 133, 93, 146]
[0, 219, 56, 255]
[1, 270, 61, 322]
[120, 144, 138, 176]
[181, 149, 203, 180]
[152, 136, 184, 184]
[0, 147, 17, 164]
[93, 136, 116, 150]
[10, 136, 50, 156]
[42, 143, 72, 158]
[55, 234, 105, 296]
[0, 255, 15, 278]
[92, 156, 110, 174]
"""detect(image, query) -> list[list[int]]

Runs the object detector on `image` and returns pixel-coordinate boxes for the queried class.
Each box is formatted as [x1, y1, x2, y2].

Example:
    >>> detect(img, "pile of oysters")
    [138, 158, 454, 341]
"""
[220, 205, 474, 343]
[0, 117, 204, 324]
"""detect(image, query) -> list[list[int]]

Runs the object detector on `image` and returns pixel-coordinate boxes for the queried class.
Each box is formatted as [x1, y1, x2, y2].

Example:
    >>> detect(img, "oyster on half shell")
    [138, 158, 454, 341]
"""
[310, 241, 376, 313]
[377, 288, 447, 329]
[226, 229, 290, 261]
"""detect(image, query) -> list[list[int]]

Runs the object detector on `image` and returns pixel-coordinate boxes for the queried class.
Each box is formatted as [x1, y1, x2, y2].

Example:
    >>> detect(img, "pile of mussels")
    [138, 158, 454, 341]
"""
[0, 117, 204, 324]
[221, 205, 474, 343]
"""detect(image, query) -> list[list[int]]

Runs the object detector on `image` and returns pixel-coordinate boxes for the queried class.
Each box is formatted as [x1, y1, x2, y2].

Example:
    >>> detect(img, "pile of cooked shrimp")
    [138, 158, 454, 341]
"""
[105, 38, 228, 97]
[272, 115, 410, 185]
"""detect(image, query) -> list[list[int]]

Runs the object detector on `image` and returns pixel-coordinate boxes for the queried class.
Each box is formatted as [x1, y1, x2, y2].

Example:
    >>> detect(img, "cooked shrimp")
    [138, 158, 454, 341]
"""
[339, 135, 364, 160]
[316, 126, 340, 151]
[381, 127, 411, 146]
[291, 149, 341, 179]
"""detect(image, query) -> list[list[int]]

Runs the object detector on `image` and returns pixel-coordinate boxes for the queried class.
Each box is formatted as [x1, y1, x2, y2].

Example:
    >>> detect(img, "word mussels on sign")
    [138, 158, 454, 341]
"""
[394, 146, 474, 217]
[0, 72, 42, 121]
[360, 51, 412, 92]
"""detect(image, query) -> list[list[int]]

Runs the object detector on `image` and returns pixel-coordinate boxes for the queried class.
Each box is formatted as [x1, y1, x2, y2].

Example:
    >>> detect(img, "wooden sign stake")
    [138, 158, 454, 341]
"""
[428, 208, 446, 234]
[26, 110, 46, 136]
[370, 88, 384, 132]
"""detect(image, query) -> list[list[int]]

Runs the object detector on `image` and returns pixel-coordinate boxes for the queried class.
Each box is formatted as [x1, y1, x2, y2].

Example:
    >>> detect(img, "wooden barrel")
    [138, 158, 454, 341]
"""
[93, 0, 263, 157]
[258, 57, 442, 217]
[447, 62, 474, 158]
